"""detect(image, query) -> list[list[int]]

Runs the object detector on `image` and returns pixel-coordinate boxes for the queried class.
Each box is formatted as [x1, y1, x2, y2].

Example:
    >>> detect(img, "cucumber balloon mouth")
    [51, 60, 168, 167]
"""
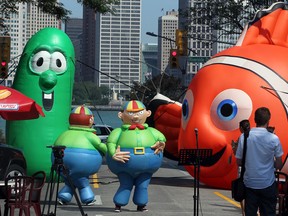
[42, 91, 54, 111]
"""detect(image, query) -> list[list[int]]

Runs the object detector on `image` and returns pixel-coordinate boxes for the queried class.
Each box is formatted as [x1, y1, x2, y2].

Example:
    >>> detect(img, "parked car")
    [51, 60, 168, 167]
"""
[93, 124, 114, 143]
[0, 143, 27, 198]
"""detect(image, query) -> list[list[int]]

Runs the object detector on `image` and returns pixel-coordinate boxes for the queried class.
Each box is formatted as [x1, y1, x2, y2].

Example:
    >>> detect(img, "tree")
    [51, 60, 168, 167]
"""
[130, 75, 184, 104]
[73, 81, 110, 105]
[181, 0, 282, 39]
[0, 0, 119, 34]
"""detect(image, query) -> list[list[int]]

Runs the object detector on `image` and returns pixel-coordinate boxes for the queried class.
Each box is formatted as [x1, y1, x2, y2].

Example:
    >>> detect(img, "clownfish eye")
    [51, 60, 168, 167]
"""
[181, 90, 194, 130]
[210, 89, 252, 131]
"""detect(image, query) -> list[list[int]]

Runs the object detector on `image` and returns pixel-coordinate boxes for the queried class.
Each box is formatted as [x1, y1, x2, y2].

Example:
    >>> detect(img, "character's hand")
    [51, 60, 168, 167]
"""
[112, 146, 130, 163]
[151, 141, 165, 155]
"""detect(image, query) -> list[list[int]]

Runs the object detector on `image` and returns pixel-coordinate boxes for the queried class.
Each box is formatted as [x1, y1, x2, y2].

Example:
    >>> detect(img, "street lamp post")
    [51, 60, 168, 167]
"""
[146, 32, 174, 49]
[146, 32, 197, 55]
[146, 32, 174, 41]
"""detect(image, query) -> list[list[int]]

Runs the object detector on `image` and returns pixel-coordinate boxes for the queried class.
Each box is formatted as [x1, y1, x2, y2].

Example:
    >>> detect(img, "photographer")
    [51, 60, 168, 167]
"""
[235, 107, 283, 215]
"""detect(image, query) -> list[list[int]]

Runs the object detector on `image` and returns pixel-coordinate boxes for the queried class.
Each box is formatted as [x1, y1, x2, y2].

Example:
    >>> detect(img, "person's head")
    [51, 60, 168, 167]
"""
[239, 119, 250, 133]
[69, 105, 94, 128]
[118, 100, 151, 125]
[254, 107, 271, 127]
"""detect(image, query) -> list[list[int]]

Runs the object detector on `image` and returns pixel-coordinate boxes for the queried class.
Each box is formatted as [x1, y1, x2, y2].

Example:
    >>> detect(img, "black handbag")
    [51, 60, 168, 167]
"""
[231, 131, 249, 202]
[231, 176, 246, 202]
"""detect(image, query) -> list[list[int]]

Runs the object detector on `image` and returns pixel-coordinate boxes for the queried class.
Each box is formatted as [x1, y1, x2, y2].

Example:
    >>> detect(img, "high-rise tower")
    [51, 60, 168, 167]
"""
[95, 0, 141, 100]
[157, 10, 178, 76]
[64, 18, 83, 82]
[81, 6, 96, 83]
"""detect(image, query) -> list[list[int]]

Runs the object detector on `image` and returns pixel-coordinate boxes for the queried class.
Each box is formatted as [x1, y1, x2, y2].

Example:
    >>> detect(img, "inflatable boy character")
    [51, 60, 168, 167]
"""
[54, 105, 107, 205]
[106, 100, 166, 212]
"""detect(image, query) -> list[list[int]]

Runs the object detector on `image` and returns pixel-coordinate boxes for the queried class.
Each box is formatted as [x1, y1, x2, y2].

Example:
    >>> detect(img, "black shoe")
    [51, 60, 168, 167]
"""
[137, 205, 148, 212]
[114, 205, 121, 212]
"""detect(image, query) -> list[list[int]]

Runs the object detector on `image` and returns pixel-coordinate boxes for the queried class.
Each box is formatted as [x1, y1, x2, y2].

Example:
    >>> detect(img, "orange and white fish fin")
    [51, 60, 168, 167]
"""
[237, 2, 288, 47]
[147, 93, 182, 160]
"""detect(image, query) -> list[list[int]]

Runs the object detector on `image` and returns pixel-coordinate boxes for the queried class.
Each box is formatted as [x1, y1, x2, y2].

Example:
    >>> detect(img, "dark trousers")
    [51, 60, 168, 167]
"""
[245, 182, 277, 216]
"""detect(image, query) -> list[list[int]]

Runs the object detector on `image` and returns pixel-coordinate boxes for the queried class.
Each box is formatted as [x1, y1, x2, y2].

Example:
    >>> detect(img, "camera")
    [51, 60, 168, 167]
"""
[47, 145, 66, 165]
[52, 146, 66, 159]
[267, 126, 275, 133]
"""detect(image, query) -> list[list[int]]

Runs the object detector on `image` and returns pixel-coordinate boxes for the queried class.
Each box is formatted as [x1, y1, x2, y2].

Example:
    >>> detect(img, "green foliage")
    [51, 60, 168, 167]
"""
[79, 0, 119, 15]
[73, 81, 110, 105]
[0, 0, 120, 34]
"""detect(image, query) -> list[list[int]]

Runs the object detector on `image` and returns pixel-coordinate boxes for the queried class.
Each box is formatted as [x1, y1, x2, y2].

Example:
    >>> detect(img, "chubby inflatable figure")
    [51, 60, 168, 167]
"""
[148, 2, 288, 189]
[54, 105, 107, 205]
[106, 100, 166, 212]
[6, 27, 75, 176]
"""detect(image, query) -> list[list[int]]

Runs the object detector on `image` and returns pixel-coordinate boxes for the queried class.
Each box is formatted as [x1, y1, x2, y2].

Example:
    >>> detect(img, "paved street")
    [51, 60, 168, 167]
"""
[0, 158, 242, 216]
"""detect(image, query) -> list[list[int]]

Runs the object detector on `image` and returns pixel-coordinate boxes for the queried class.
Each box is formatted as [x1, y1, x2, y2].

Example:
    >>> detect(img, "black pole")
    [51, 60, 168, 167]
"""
[193, 163, 197, 216]
[194, 128, 199, 216]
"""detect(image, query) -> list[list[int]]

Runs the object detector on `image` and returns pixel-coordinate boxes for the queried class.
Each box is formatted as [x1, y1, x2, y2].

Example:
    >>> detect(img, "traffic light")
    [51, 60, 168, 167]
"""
[0, 61, 8, 78]
[176, 29, 188, 56]
[170, 49, 178, 69]
[0, 36, 11, 79]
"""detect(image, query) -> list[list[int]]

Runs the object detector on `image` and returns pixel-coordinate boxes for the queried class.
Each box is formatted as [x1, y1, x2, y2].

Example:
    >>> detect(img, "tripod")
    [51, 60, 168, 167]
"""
[41, 146, 88, 216]
[178, 130, 212, 216]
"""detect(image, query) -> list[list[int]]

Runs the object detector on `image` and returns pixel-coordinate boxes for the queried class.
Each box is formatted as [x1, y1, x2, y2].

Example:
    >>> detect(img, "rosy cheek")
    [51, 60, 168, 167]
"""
[122, 115, 132, 123]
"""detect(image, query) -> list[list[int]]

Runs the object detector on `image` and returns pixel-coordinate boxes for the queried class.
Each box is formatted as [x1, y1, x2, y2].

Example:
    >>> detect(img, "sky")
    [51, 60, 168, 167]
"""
[60, 0, 178, 44]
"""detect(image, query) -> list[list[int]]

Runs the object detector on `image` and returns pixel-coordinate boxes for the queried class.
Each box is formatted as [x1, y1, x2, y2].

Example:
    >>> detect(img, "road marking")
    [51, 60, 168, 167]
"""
[94, 195, 103, 205]
[179, 170, 190, 176]
[92, 173, 99, 188]
[214, 191, 241, 208]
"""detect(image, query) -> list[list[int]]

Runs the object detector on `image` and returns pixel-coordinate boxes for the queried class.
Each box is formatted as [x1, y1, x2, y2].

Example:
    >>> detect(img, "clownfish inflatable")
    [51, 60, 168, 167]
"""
[148, 2, 288, 189]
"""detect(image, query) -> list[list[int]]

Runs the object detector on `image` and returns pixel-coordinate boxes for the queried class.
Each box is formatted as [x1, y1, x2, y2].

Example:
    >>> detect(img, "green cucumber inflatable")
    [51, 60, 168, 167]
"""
[6, 27, 75, 176]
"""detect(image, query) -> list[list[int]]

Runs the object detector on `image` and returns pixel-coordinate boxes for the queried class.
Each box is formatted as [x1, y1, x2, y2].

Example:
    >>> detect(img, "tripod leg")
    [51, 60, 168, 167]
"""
[52, 169, 62, 216]
[42, 162, 87, 216]
[42, 165, 57, 215]
[61, 166, 87, 216]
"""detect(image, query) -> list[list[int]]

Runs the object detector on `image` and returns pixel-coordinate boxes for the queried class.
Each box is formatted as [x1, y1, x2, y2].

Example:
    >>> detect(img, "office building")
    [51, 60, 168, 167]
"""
[1, 2, 60, 86]
[212, 30, 237, 55]
[178, 0, 213, 86]
[178, 0, 249, 86]
[95, 0, 141, 100]
[81, 6, 96, 83]
[141, 43, 158, 81]
[157, 10, 178, 76]
[64, 18, 83, 82]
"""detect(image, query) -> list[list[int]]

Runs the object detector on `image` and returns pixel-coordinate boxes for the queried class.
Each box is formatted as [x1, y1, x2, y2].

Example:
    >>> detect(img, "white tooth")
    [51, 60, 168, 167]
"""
[44, 93, 52, 99]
